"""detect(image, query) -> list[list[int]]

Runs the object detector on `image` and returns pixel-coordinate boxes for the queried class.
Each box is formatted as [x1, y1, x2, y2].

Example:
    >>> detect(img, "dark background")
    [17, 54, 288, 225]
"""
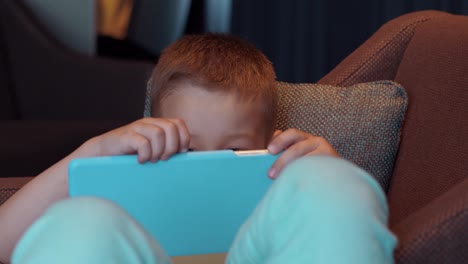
[183, 0, 468, 83]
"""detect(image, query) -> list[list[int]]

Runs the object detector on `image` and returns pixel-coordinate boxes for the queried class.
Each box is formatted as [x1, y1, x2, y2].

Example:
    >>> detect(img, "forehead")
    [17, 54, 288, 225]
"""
[160, 85, 263, 128]
[159, 85, 267, 148]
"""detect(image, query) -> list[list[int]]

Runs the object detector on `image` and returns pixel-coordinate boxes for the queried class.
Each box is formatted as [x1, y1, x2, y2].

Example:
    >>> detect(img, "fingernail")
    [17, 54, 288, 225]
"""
[267, 145, 275, 153]
[268, 168, 276, 179]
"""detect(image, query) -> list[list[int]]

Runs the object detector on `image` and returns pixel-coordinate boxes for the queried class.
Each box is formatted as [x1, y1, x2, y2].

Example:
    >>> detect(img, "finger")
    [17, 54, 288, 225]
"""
[140, 118, 181, 160]
[156, 120, 181, 160]
[267, 128, 310, 154]
[272, 130, 282, 138]
[123, 131, 152, 164]
[140, 118, 190, 159]
[304, 140, 340, 158]
[132, 123, 165, 162]
[168, 118, 190, 152]
[268, 138, 317, 179]
[269, 130, 282, 142]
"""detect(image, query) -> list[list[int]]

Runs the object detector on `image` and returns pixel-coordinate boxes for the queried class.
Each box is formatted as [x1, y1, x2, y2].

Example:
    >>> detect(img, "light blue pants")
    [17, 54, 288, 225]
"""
[12, 156, 397, 263]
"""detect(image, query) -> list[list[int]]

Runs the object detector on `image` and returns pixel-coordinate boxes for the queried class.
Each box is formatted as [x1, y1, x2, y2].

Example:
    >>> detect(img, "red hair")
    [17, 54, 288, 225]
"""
[150, 33, 277, 133]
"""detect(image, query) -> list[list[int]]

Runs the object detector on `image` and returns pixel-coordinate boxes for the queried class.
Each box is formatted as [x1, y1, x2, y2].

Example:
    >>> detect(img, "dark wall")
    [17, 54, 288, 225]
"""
[229, 0, 468, 83]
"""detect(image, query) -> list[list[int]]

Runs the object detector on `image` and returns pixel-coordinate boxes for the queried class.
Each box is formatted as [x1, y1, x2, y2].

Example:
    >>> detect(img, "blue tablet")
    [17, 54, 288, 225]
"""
[68, 150, 278, 256]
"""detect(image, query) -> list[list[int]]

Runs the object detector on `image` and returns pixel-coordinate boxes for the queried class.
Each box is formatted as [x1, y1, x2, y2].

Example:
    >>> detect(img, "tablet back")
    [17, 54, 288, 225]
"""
[68, 150, 277, 256]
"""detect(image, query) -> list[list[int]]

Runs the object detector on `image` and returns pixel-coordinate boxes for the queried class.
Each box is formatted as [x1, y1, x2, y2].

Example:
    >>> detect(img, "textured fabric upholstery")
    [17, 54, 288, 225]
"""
[319, 10, 468, 264]
[389, 14, 468, 225]
[319, 11, 449, 87]
[276, 81, 407, 191]
[392, 177, 468, 263]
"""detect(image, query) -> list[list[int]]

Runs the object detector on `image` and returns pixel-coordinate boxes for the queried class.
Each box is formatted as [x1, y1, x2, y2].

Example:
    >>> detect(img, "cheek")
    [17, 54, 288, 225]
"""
[242, 123, 269, 149]
[256, 122, 271, 148]
[253, 132, 270, 149]
[261, 136, 270, 148]
[264, 131, 275, 146]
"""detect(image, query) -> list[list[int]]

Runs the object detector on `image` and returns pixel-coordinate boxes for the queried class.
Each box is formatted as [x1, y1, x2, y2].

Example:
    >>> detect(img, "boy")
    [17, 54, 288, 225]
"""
[0, 34, 396, 263]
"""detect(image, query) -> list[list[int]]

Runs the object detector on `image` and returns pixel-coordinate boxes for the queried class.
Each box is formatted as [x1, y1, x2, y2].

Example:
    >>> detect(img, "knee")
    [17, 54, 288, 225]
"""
[253, 156, 396, 264]
[49, 196, 122, 214]
[13, 198, 168, 263]
[37, 197, 134, 240]
[12, 197, 134, 263]
[274, 156, 388, 219]
[47, 197, 128, 225]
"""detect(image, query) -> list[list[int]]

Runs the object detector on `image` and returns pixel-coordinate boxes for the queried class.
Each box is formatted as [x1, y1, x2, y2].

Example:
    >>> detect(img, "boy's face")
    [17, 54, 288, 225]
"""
[159, 84, 270, 151]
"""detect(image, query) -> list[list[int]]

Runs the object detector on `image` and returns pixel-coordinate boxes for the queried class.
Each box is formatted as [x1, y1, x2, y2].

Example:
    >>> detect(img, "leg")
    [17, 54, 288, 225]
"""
[226, 156, 397, 264]
[12, 197, 172, 264]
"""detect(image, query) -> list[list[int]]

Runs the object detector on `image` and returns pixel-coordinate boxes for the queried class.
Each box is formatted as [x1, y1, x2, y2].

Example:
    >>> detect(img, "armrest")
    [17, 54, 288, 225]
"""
[0, 120, 128, 177]
[391, 177, 468, 264]
[318, 10, 448, 87]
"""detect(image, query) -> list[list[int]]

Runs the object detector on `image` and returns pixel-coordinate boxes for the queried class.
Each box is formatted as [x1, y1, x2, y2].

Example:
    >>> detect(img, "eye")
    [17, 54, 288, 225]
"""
[228, 147, 241, 151]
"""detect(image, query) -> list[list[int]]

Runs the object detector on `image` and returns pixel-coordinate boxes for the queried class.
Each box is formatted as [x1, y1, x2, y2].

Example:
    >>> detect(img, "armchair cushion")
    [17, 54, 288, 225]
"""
[276, 81, 407, 191]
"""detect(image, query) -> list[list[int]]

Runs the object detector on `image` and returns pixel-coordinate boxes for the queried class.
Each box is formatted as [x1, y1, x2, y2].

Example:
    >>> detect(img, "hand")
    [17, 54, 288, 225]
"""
[267, 128, 339, 179]
[82, 118, 190, 163]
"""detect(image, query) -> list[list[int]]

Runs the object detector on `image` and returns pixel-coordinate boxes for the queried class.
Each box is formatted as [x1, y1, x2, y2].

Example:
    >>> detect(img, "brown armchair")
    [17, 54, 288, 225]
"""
[0, 9, 467, 264]
[318, 10, 468, 263]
